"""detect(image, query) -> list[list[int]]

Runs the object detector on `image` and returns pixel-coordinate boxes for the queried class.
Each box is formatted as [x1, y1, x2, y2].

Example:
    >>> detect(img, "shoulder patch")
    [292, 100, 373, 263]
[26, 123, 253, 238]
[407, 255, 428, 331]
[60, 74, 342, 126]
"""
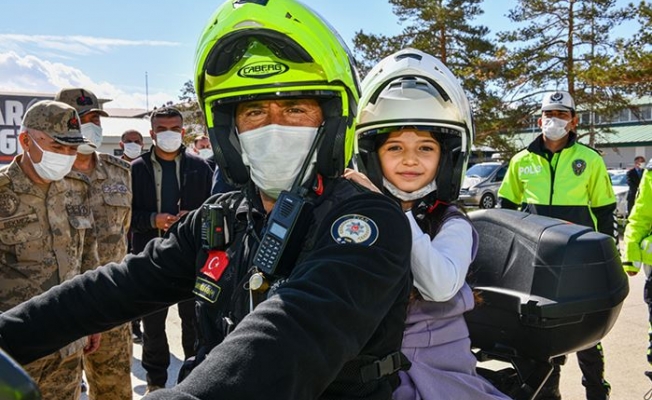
[330, 214, 379, 246]
[100, 153, 131, 171]
[66, 170, 91, 185]
[0, 190, 19, 217]
[0, 174, 10, 188]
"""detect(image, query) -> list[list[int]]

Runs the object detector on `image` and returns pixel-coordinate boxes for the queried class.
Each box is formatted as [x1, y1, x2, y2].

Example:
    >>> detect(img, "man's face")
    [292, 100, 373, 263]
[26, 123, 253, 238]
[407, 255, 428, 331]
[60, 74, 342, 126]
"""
[120, 131, 144, 150]
[150, 116, 184, 138]
[22, 129, 77, 162]
[121, 132, 144, 146]
[81, 111, 102, 127]
[195, 137, 211, 150]
[235, 99, 323, 133]
[538, 109, 578, 132]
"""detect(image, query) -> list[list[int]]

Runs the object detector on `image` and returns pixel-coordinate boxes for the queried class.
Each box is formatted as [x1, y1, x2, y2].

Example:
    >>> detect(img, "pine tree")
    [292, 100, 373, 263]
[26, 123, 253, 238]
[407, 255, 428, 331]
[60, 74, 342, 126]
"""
[497, 0, 635, 146]
[352, 0, 517, 157]
[606, 1, 652, 97]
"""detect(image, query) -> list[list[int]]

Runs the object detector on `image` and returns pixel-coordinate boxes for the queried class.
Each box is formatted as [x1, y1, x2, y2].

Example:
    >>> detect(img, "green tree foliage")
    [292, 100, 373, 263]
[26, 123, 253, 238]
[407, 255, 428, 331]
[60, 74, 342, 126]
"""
[606, 1, 652, 97]
[178, 79, 206, 146]
[353, 0, 520, 157]
[497, 0, 636, 146]
[353, 0, 647, 155]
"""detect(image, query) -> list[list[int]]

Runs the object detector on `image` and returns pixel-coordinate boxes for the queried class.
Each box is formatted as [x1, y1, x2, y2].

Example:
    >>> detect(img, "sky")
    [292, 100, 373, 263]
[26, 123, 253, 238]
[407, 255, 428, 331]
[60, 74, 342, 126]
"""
[0, 0, 638, 110]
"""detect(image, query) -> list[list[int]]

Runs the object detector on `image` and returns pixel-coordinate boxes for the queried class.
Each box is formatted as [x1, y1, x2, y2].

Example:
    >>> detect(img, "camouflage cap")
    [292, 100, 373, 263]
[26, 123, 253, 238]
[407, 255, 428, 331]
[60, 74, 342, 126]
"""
[54, 87, 109, 117]
[22, 100, 87, 146]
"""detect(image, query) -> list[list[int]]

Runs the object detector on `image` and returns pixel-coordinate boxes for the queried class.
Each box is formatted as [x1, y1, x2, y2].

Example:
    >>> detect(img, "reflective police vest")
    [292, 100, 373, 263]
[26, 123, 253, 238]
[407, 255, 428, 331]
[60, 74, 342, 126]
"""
[498, 135, 615, 231]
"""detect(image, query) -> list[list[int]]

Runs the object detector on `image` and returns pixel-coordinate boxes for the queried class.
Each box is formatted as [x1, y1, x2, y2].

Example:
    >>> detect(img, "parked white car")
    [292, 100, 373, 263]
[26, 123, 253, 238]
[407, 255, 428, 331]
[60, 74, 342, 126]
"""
[608, 169, 629, 218]
[458, 162, 508, 209]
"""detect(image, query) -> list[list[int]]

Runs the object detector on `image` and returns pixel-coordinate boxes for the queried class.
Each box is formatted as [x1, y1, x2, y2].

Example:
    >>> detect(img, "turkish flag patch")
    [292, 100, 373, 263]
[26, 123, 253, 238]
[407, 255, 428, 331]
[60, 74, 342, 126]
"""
[200, 250, 230, 281]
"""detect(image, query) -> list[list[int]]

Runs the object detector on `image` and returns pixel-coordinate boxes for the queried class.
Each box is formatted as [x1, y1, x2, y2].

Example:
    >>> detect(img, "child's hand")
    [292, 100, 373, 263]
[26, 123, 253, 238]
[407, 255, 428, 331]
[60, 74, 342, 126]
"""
[343, 168, 381, 193]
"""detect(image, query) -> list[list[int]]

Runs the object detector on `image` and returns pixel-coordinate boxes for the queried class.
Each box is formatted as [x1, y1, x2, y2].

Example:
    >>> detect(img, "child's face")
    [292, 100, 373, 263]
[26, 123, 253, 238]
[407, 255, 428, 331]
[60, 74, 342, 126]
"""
[378, 129, 440, 194]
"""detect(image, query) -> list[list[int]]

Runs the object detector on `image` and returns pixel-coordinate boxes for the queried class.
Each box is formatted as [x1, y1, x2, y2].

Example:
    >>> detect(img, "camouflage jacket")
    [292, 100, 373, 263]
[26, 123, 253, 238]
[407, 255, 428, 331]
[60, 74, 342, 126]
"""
[84, 153, 132, 267]
[0, 157, 98, 311]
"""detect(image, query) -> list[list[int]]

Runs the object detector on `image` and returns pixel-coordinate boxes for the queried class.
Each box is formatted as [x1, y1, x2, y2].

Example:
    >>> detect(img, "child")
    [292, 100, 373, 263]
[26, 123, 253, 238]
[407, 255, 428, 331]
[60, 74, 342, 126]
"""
[346, 48, 510, 400]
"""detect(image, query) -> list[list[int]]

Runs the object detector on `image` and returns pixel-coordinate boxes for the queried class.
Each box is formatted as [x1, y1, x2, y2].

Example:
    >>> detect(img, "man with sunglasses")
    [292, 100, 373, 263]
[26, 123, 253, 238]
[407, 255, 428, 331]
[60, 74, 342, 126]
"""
[0, 100, 99, 399]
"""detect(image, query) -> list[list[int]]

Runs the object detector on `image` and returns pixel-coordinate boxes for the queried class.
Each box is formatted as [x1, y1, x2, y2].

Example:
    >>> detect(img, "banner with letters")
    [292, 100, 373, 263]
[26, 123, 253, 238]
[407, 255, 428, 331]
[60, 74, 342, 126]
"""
[0, 94, 52, 164]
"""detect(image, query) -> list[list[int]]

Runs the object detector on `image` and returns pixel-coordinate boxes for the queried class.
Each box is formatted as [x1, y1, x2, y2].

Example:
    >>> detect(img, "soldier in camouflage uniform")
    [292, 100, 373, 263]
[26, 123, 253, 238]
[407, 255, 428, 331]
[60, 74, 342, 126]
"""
[56, 88, 133, 400]
[0, 100, 99, 399]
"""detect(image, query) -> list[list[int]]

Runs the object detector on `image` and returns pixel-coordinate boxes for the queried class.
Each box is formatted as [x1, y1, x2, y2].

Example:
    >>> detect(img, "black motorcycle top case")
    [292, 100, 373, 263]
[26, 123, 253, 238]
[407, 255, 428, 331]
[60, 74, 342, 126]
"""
[465, 209, 629, 362]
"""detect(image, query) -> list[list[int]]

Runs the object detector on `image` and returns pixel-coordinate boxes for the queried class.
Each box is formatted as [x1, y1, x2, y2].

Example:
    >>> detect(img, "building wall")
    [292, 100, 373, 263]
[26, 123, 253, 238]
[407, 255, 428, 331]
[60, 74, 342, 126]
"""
[0, 93, 154, 163]
[601, 145, 652, 169]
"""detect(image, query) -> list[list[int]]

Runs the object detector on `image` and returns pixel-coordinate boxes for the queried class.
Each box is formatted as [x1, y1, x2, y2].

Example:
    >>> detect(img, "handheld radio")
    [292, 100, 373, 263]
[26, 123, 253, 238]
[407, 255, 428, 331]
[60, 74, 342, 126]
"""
[252, 191, 313, 277]
[251, 123, 325, 277]
[201, 204, 230, 250]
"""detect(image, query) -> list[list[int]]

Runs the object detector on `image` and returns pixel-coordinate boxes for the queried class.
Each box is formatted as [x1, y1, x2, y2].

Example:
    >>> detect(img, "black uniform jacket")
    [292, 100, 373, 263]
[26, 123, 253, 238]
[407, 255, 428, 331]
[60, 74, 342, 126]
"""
[626, 167, 642, 202]
[131, 146, 213, 253]
[0, 178, 412, 400]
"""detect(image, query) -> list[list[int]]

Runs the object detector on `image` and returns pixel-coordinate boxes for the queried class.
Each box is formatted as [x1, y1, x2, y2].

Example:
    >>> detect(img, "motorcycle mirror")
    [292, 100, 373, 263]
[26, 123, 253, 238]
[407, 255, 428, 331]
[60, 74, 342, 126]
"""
[0, 347, 41, 399]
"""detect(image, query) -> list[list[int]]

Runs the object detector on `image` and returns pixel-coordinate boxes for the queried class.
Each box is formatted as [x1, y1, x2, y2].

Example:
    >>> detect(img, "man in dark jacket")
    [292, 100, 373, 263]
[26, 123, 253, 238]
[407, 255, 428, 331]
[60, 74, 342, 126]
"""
[131, 106, 213, 393]
[0, 1, 412, 399]
[627, 156, 646, 217]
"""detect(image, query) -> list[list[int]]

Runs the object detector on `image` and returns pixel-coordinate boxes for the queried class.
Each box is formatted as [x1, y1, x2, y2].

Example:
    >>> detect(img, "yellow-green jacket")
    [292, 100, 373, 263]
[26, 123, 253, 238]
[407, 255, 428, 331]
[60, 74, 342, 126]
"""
[498, 133, 616, 237]
[623, 160, 652, 273]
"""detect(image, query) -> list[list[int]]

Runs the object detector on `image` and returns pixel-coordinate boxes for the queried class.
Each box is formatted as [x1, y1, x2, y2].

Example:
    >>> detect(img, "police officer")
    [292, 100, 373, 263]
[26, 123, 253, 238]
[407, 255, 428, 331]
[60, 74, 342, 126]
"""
[623, 158, 652, 372]
[498, 91, 617, 400]
[55, 87, 134, 400]
[0, 1, 412, 399]
[0, 100, 99, 399]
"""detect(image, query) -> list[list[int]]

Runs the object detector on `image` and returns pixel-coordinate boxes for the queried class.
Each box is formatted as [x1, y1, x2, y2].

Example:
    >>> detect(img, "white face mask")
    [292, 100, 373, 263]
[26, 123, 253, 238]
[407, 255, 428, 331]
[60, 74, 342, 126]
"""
[198, 148, 213, 159]
[239, 124, 318, 199]
[26, 136, 77, 181]
[541, 117, 569, 141]
[123, 142, 143, 159]
[78, 123, 103, 154]
[383, 177, 438, 202]
[155, 130, 182, 153]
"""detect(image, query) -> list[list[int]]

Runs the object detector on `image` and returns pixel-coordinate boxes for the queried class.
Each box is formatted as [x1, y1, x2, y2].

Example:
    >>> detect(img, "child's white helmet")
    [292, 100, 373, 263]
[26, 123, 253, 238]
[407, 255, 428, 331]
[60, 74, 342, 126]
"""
[356, 48, 474, 203]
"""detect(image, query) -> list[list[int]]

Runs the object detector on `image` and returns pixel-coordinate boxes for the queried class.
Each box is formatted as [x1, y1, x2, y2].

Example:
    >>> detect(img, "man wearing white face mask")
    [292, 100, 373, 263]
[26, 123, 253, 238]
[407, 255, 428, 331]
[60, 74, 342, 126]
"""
[192, 135, 213, 159]
[131, 106, 212, 393]
[0, 100, 100, 399]
[498, 91, 616, 400]
[120, 129, 145, 162]
[55, 87, 134, 400]
[191, 134, 216, 172]
[0, 3, 412, 400]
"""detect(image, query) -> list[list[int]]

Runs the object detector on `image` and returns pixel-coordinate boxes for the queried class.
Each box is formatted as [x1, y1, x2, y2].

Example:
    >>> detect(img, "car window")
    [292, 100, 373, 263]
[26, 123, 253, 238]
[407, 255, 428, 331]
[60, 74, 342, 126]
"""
[466, 163, 500, 179]
[495, 166, 507, 182]
[609, 172, 627, 186]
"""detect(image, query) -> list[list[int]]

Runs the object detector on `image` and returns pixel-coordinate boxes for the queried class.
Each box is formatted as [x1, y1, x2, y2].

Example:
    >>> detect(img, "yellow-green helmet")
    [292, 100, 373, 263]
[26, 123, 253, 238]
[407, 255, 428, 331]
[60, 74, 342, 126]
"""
[194, 0, 360, 187]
